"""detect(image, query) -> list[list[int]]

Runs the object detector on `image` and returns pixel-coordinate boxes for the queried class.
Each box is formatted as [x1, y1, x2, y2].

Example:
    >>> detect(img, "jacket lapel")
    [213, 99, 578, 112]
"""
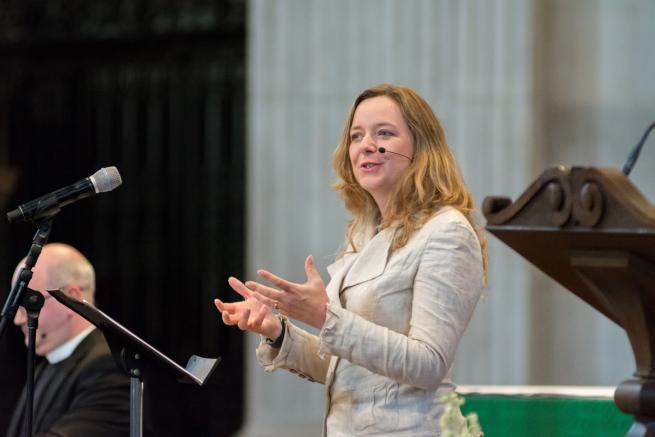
[341, 228, 392, 289]
[325, 228, 394, 300]
[33, 354, 81, 431]
[7, 359, 48, 437]
[33, 330, 100, 432]
[325, 253, 358, 304]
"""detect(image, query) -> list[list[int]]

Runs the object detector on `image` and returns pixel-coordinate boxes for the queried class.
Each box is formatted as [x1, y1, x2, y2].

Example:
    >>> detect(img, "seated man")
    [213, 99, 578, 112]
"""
[7, 243, 129, 437]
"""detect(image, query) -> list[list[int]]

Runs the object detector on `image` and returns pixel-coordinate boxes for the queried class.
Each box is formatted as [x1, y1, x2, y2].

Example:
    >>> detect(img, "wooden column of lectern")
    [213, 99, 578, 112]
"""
[482, 166, 655, 437]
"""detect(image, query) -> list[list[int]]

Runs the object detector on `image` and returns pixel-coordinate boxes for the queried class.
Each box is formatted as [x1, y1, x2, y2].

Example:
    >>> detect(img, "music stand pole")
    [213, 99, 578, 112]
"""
[123, 351, 144, 437]
[130, 377, 144, 437]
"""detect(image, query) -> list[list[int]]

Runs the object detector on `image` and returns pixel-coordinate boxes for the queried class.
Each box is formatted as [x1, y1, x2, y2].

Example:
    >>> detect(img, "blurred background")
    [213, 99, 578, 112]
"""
[0, 1, 654, 436]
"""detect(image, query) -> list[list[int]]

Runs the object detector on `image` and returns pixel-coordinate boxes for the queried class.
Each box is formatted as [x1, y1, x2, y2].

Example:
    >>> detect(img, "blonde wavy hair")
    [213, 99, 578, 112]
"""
[333, 84, 487, 276]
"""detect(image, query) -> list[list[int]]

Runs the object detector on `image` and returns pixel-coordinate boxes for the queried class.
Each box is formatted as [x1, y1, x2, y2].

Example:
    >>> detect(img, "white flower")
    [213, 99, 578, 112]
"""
[440, 392, 483, 437]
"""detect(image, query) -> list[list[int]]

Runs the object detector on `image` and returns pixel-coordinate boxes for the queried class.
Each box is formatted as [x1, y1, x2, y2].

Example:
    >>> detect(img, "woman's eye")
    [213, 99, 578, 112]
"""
[378, 130, 393, 137]
[350, 132, 362, 141]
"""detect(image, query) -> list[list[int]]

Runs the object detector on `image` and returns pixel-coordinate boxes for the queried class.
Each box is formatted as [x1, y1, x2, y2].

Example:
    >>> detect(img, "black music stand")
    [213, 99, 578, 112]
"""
[48, 289, 220, 437]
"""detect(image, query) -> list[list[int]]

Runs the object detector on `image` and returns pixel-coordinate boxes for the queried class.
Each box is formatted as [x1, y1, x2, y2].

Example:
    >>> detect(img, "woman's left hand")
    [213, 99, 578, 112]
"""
[247, 255, 329, 329]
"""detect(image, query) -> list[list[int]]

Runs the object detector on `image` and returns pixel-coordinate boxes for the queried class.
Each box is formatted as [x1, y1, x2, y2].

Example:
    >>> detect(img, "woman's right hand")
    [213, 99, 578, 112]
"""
[214, 276, 283, 340]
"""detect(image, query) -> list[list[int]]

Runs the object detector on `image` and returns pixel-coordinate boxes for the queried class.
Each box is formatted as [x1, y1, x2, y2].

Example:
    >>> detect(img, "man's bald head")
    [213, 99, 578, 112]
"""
[12, 243, 96, 356]
[13, 243, 96, 304]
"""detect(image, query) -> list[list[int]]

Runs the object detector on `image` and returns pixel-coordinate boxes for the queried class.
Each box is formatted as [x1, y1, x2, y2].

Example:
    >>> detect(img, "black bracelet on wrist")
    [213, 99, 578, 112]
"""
[265, 315, 286, 348]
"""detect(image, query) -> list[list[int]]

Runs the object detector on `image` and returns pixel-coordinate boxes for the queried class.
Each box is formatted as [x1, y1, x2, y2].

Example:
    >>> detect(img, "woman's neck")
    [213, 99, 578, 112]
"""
[373, 196, 388, 220]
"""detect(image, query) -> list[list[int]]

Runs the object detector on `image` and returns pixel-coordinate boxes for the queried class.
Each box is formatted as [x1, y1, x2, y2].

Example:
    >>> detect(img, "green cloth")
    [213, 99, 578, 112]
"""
[460, 394, 632, 437]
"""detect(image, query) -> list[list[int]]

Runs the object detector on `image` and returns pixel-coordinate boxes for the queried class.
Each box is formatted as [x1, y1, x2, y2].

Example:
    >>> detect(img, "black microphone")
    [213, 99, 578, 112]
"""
[7, 167, 122, 223]
[378, 147, 412, 161]
[622, 121, 655, 176]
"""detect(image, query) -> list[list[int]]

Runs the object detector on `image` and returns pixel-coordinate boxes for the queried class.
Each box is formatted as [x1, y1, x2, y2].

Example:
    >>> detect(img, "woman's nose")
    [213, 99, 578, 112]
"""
[361, 133, 377, 152]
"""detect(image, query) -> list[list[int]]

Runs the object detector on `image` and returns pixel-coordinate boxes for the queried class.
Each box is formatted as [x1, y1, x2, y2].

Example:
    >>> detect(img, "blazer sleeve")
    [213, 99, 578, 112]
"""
[317, 220, 484, 390]
[255, 321, 330, 384]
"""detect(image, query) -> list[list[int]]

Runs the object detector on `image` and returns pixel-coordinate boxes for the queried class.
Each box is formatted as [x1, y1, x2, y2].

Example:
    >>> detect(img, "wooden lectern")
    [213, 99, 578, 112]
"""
[482, 166, 655, 437]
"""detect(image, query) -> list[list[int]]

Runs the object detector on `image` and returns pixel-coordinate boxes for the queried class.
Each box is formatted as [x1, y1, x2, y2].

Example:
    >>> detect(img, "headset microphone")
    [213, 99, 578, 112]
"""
[38, 313, 73, 340]
[378, 147, 412, 161]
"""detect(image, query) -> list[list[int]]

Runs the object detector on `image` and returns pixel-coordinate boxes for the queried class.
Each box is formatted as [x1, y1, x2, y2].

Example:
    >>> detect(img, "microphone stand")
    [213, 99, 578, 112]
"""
[22, 287, 45, 437]
[0, 217, 54, 338]
[0, 217, 55, 437]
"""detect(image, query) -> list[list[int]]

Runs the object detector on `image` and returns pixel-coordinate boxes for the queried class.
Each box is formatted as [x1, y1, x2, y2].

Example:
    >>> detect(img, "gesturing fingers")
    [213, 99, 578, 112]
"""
[249, 290, 277, 308]
[215, 299, 238, 317]
[215, 299, 239, 325]
[224, 259, 327, 330]
[216, 300, 240, 314]
[257, 269, 296, 292]
[237, 309, 251, 331]
[235, 304, 268, 332]
[304, 255, 322, 283]
[228, 276, 253, 299]
[252, 304, 268, 327]
[222, 310, 235, 325]
[246, 280, 283, 302]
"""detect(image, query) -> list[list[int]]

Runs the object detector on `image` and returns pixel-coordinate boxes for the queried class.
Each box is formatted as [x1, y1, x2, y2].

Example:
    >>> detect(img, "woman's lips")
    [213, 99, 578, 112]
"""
[360, 161, 382, 172]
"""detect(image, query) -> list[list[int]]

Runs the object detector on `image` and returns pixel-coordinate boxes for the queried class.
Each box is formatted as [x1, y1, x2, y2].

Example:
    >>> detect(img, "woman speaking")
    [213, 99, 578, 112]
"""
[215, 84, 487, 436]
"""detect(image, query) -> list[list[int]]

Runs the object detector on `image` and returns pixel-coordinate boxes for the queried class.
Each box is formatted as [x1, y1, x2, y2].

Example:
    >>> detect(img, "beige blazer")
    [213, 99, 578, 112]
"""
[257, 207, 484, 436]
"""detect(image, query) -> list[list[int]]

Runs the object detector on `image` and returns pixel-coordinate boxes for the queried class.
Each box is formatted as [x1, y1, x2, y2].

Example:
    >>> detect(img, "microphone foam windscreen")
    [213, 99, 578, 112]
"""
[91, 167, 122, 193]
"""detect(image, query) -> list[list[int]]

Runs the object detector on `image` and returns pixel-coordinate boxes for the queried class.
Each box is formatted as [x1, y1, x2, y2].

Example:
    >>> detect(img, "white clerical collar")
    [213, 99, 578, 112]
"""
[46, 325, 95, 364]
